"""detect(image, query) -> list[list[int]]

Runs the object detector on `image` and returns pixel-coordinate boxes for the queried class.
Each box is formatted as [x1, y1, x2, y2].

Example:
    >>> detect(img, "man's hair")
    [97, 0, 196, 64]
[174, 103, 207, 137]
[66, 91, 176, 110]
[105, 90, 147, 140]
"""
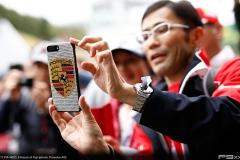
[142, 0, 203, 29]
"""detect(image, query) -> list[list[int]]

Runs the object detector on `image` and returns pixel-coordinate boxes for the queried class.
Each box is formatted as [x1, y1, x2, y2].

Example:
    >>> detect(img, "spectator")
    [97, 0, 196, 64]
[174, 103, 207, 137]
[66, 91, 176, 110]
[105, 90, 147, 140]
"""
[196, 8, 236, 68]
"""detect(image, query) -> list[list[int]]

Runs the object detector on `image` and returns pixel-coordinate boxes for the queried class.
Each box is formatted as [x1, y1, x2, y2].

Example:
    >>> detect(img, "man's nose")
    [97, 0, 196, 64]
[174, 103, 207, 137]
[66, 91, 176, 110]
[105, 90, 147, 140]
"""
[146, 34, 161, 49]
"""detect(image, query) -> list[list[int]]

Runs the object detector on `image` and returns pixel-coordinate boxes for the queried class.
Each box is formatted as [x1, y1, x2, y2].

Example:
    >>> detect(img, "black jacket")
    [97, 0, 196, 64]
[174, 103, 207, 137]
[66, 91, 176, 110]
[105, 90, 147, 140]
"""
[138, 55, 240, 159]
[132, 53, 207, 159]
[140, 88, 240, 159]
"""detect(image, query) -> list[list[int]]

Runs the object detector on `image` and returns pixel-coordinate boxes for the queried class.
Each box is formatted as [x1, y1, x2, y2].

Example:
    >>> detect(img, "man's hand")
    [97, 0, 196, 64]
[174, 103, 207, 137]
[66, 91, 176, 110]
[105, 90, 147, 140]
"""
[70, 37, 137, 106]
[3, 69, 22, 101]
[48, 95, 110, 158]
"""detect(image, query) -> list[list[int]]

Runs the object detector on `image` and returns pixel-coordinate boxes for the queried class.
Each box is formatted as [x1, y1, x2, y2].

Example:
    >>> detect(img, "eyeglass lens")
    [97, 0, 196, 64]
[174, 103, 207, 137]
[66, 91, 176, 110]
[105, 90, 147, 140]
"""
[141, 24, 169, 42]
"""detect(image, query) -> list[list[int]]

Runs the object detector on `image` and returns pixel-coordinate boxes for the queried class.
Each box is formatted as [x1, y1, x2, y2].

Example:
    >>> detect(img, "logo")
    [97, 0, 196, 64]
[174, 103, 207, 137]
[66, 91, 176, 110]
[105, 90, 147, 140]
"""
[218, 155, 240, 159]
[49, 58, 75, 97]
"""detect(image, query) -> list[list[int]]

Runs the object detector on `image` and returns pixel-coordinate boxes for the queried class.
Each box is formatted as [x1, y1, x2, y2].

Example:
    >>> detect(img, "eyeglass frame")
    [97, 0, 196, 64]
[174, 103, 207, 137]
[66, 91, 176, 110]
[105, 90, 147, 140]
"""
[137, 22, 190, 43]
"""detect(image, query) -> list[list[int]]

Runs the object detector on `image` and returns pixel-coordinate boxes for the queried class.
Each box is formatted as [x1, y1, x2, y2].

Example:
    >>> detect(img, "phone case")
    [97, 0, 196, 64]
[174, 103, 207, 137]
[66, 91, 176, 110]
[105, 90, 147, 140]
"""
[47, 42, 81, 112]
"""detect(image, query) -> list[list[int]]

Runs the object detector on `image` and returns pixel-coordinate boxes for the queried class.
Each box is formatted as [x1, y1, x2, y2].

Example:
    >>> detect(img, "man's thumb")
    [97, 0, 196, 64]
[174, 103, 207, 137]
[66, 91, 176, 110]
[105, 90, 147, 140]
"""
[79, 95, 94, 118]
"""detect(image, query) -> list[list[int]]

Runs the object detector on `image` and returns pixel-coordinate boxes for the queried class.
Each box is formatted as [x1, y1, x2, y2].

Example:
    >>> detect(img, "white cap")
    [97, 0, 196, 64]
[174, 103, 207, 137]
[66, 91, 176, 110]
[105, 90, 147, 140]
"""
[31, 40, 52, 64]
[110, 34, 145, 58]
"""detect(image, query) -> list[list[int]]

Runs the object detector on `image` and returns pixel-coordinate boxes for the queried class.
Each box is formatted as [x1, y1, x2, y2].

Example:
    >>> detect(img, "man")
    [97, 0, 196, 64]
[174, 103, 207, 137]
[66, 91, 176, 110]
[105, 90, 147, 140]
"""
[53, 1, 208, 159]
[83, 34, 155, 159]
[196, 8, 236, 68]
[48, 1, 240, 160]
[0, 41, 82, 158]
[48, 57, 240, 160]
[124, 1, 208, 159]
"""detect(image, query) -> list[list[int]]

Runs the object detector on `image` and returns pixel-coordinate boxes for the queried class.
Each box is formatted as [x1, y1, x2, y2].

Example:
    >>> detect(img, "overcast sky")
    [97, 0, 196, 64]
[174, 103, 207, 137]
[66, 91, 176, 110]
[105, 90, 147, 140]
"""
[0, 0, 93, 26]
[0, 0, 236, 26]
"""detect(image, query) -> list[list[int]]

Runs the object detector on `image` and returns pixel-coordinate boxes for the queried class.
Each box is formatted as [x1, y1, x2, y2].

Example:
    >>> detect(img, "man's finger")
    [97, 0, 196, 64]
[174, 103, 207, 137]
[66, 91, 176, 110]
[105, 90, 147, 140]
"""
[79, 95, 94, 118]
[69, 37, 79, 45]
[48, 97, 74, 123]
[77, 36, 103, 46]
[48, 97, 53, 105]
[58, 112, 74, 123]
[88, 40, 110, 58]
[81, 61, 96, 76]
[49, 105, 66, 132]
[69, 37, 90, 52]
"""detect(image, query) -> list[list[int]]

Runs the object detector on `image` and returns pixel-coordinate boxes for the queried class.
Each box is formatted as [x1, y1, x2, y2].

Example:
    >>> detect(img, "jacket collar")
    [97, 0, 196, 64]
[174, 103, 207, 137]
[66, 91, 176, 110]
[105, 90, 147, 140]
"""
[154, 49, 209, 93]
[179, 49, 208, 93]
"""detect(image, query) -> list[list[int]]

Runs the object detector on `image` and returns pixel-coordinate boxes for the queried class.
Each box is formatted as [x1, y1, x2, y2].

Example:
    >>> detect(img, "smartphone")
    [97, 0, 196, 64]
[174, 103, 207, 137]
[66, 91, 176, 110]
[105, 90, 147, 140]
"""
[46, 42, 81, 112]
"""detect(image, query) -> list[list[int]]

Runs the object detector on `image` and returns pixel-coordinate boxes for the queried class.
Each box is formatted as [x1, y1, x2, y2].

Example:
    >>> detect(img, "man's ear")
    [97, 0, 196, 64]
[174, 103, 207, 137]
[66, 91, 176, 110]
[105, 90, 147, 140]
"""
[189, 26, 204, 47]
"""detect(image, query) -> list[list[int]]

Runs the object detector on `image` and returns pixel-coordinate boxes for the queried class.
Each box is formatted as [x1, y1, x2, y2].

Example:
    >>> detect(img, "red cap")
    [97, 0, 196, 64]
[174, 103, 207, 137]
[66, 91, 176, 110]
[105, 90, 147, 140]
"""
[196, 8, 220, 25]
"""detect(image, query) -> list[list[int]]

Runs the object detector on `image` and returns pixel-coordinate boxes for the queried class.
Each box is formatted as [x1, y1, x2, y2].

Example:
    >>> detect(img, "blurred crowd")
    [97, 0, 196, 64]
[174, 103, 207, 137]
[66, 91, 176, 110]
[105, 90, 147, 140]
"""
[0, 40, 91, 158]
[0, 0, 240, 160]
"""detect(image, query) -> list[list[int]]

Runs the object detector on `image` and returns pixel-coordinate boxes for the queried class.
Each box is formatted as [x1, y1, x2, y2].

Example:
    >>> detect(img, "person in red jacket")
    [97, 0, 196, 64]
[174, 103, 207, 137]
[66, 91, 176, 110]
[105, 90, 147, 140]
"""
[196, 8, 236, 68]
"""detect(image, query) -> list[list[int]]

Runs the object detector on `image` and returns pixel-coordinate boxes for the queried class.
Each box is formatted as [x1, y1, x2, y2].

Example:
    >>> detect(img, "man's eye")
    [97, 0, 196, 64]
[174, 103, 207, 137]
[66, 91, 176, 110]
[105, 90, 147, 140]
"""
[155, 26, 168, 34]
[142, 34, 148, 41]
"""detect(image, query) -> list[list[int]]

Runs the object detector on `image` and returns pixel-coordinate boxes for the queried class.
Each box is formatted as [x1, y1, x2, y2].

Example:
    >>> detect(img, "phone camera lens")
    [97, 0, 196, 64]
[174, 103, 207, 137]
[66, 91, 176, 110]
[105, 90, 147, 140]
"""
[54, 46, 59, 51]
[47, 45, 59, 52]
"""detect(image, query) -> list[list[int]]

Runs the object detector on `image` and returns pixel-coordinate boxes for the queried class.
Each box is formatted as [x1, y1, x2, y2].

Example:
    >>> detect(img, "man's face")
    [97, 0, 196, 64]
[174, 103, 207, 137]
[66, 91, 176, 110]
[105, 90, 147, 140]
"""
[33, 62, 50, 86]
[113, 50, 150, 85]
[142, 7, 195, 77]
[200, 23, 222, 55]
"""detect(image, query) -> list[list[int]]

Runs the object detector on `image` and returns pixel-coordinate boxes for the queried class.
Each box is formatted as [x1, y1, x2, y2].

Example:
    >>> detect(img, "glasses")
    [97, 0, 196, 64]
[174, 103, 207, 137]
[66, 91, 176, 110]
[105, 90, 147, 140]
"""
[137, 22, 189, 43]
